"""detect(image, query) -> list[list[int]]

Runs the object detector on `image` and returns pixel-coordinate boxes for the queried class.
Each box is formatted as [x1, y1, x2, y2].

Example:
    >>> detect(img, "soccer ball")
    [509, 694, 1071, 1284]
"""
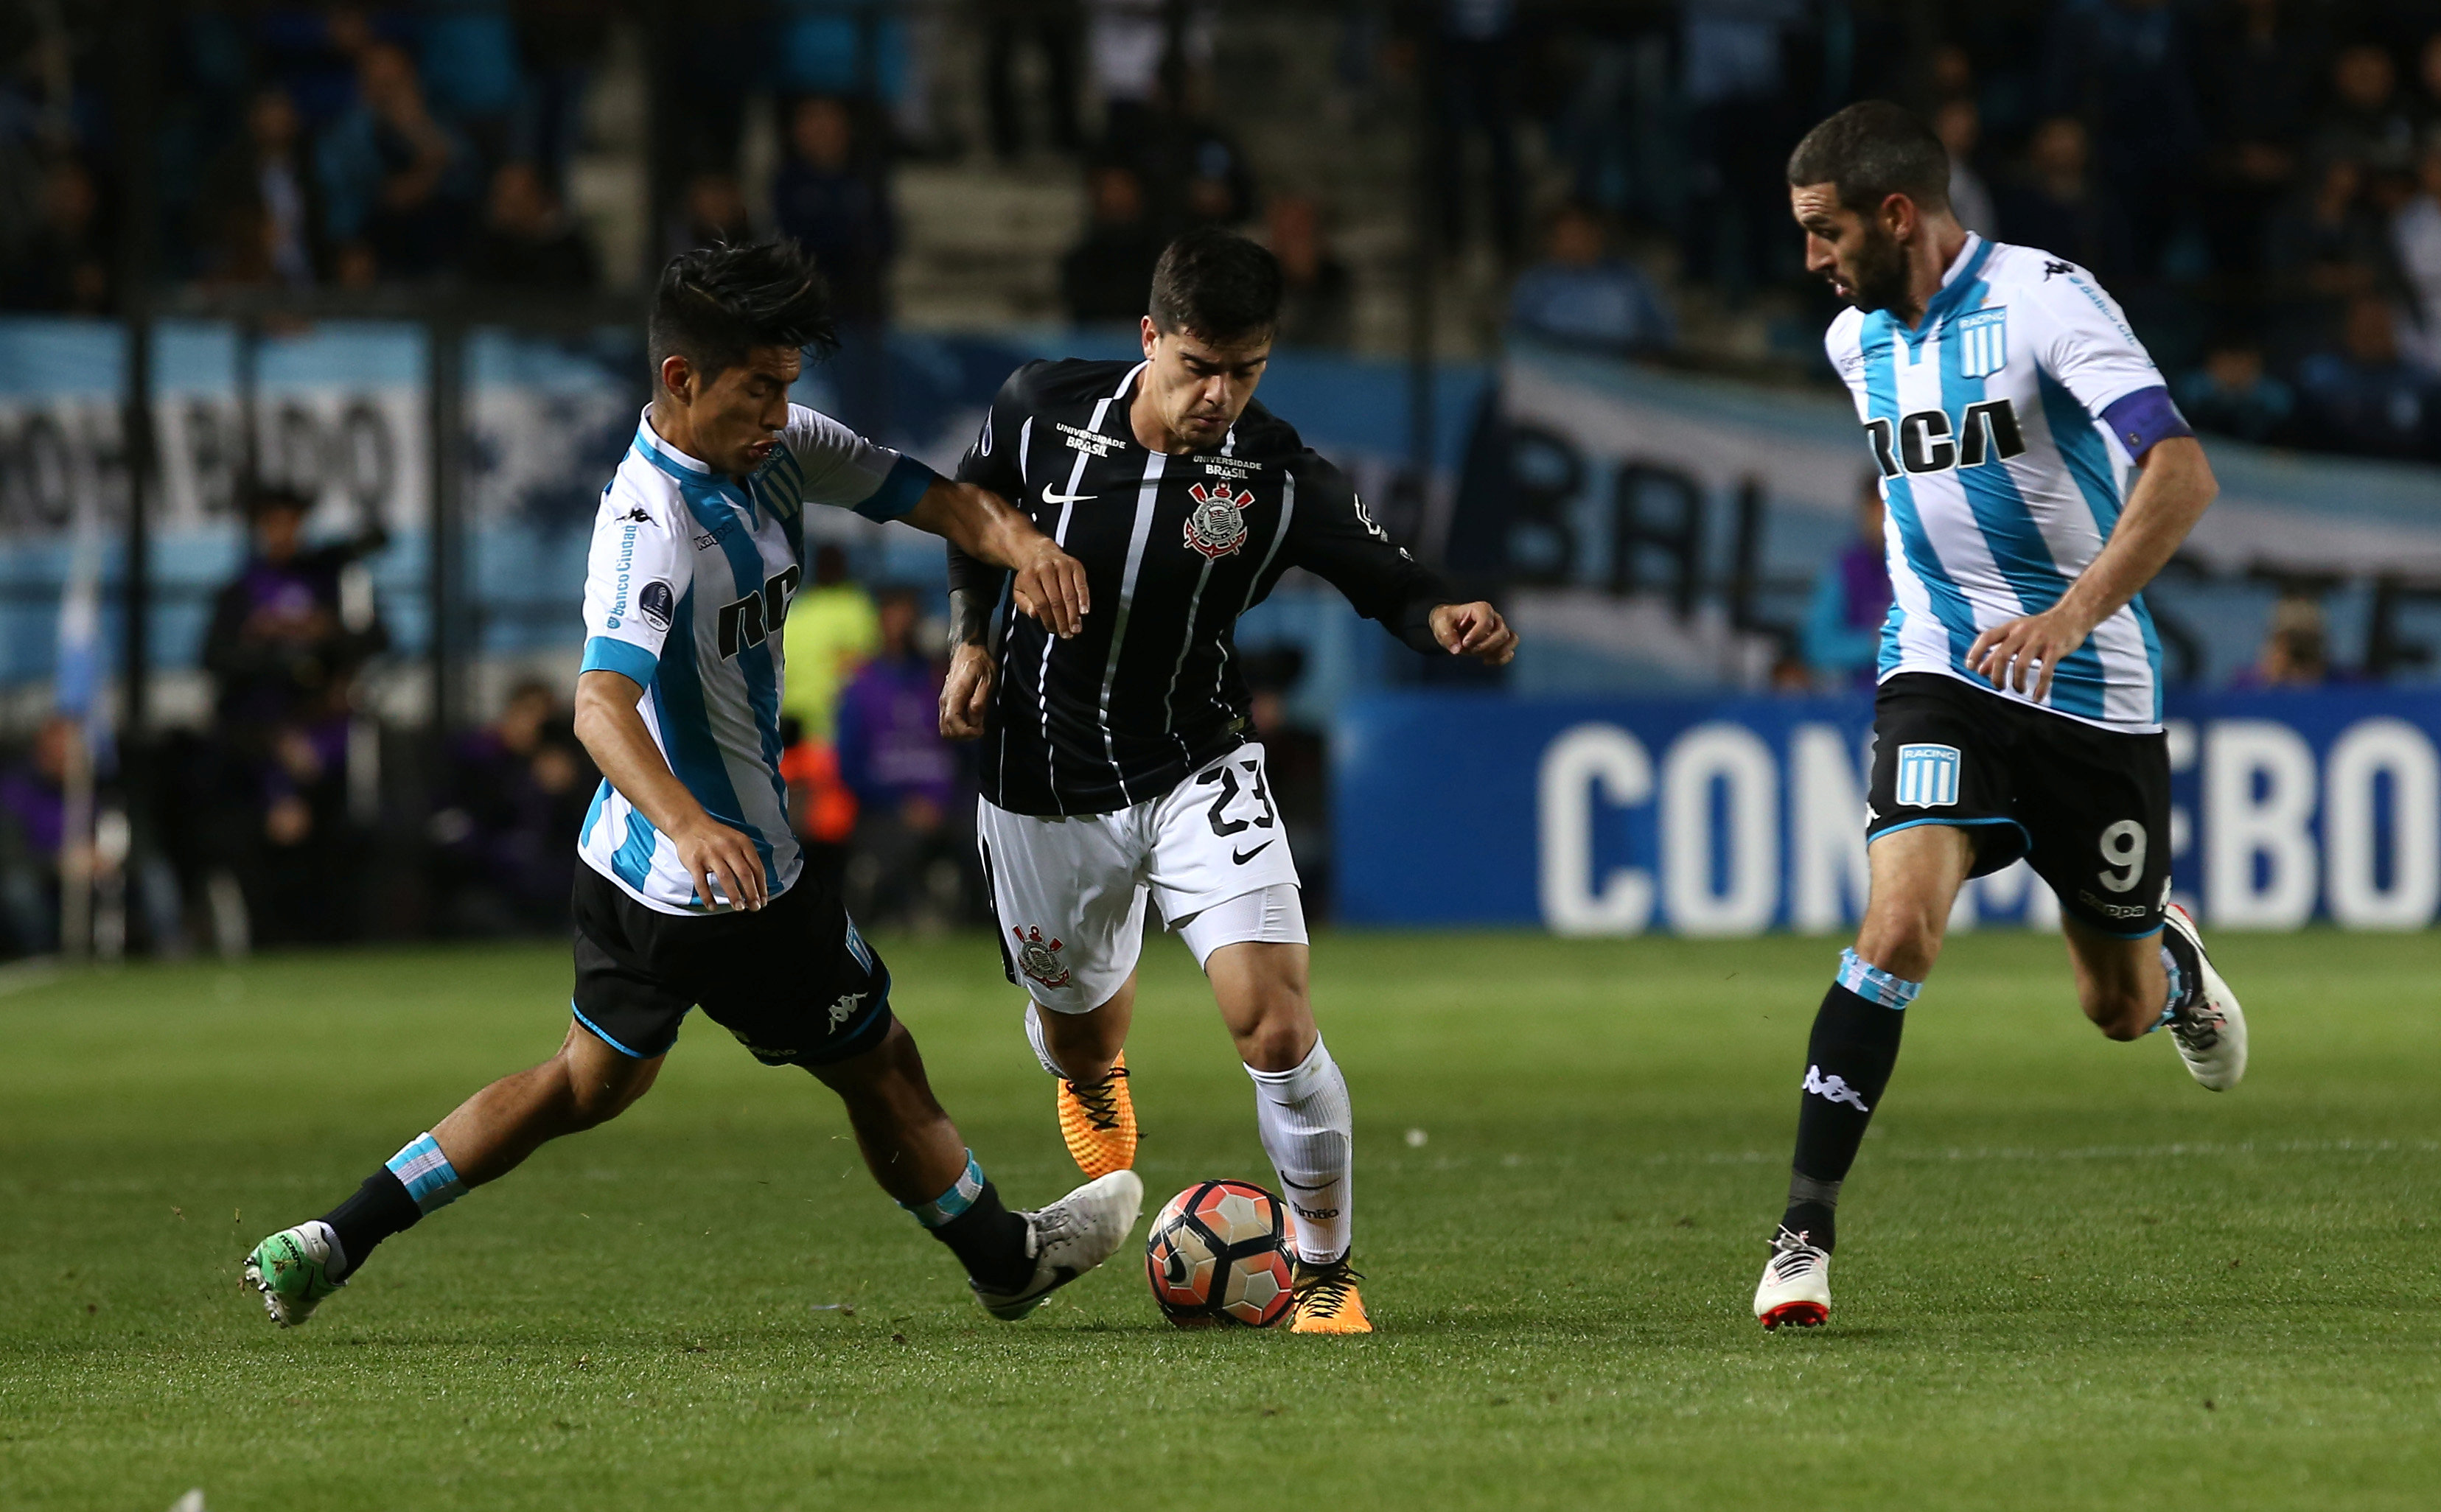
[1144, 1180, 1295, 1328]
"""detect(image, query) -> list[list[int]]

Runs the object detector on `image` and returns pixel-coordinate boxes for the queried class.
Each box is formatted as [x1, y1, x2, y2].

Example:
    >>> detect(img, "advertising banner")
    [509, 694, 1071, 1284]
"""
[1334, 687, 2441, 934]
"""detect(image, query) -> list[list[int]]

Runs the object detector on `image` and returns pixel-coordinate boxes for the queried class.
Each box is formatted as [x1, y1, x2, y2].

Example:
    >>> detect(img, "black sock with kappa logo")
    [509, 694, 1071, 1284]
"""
[1779, 976, 1910, 1253]
[929, 1181, 1034, 1295]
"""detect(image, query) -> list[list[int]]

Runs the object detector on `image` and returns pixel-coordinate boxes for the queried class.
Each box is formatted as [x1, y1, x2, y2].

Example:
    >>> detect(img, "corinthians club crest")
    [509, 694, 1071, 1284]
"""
[1011, 925, 1071, 987]
[1184, 483, 1253, 560]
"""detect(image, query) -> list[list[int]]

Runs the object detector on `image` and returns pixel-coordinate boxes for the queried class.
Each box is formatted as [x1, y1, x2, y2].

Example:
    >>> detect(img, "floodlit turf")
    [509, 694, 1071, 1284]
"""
[2, 928, 2437, 1511]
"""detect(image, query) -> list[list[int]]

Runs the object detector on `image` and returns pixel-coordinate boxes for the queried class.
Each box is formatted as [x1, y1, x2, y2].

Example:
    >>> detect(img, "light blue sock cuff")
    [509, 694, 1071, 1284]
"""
[2148, 943, 2184, 1034]
[901, 1150, 985, 1230]
[1837, 948, 1922, 1009]
[386, 1133, 467, 1215]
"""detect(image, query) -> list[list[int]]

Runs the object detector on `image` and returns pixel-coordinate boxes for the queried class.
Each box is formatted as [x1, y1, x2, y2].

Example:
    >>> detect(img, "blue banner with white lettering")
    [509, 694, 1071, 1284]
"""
[1333, 687, 2441, 933]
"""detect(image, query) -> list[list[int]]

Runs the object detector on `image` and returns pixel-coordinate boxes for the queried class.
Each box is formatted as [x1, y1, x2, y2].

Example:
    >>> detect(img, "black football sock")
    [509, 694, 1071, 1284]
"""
[319, 1131, 468, 1279]
[900, 1152, 1032, 1294]
[321, 1169, 422, 1279]
[2155, 928, 2199, 1029]
[1779, 951, 1917, 1253]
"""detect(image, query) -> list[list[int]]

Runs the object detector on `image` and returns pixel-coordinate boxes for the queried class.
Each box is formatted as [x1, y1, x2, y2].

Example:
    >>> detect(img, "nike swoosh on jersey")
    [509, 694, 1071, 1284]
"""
[1040, 488, 1097, 505]
[1232, 840, 1274, 865]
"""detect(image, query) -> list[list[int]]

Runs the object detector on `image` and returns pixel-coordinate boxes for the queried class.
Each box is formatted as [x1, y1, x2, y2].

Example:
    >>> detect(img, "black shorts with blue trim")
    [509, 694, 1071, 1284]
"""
[1866, 672, 2171, 938]
[569, 863, 893, 1066]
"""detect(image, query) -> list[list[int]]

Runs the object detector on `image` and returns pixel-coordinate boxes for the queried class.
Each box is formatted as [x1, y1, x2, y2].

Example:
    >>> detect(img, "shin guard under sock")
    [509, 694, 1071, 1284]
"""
[902, 1152, 1031, 1294]
[1780, 951, 1915, 1251]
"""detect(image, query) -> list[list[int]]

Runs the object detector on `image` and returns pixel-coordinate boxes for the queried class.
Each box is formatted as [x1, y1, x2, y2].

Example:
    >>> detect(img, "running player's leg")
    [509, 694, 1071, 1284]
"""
[694, 886, 1142, 1319]
[1760, 676, 2014, 1327]
[2019, 716, 2246, 1087]
[243, 873, 697, 1326]
[976, 796, 1149, 1177]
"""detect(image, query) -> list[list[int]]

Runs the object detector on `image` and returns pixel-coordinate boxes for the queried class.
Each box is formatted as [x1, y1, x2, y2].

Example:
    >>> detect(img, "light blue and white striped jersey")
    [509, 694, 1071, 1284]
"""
[1827, 234, 2185, 732]
[576, 405, 935, 914]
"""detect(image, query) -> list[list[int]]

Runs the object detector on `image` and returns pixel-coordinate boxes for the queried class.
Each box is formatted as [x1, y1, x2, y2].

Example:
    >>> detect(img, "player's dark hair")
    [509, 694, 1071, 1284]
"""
[1148, 228, 1282, 343]
[1786, 101, 1952, 216]
[649, 240, 838, 387]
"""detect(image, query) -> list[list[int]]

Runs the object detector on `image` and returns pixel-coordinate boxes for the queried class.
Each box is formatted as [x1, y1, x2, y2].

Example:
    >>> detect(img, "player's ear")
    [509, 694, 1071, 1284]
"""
[1881, 191, 1915, 242]
[1139, 316, 1159, 361]
[659, 354, 693, 403]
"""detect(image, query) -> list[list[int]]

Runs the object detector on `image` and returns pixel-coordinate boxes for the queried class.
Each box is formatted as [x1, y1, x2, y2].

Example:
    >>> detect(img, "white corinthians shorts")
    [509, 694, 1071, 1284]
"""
[978, 743, 1307, 1012]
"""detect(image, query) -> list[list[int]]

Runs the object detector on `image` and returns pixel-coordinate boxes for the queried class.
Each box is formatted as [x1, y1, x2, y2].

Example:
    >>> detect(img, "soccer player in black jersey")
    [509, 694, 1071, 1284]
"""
[940, 229, 1517, 1333]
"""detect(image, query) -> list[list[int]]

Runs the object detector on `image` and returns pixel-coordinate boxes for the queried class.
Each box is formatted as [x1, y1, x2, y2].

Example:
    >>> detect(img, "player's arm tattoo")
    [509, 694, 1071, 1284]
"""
[945, 542, 1008, 651]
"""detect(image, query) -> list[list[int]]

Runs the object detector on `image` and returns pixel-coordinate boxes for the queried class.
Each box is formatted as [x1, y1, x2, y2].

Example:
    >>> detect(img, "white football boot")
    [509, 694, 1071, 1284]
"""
[972, 1169, 1144, 1320]
[1753, 1226, 1831, 1329]
[2162, 904, 2246, 1091]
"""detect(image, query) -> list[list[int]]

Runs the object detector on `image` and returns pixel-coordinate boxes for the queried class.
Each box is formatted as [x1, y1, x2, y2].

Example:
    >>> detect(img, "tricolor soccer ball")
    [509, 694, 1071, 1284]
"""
[1145, 1180, 1295, 1328]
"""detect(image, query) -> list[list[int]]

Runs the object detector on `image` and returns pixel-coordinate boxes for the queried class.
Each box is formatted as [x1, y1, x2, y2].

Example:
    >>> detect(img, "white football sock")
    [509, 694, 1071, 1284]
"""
[1245, 1037, 1352, 1265]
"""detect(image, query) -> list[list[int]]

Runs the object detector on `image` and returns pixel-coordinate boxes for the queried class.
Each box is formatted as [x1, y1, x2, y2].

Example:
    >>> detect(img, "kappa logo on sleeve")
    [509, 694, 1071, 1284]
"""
[638, 580, 675, 631]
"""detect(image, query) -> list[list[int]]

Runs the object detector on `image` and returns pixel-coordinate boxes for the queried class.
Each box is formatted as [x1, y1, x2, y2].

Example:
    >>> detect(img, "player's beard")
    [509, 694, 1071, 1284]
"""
[1837, 226, 1910, 314]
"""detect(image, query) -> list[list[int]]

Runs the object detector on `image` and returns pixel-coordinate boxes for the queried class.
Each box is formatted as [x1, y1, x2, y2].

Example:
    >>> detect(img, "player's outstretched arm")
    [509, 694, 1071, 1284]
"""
[1968, 435, 2217, 700]
[902, 479, 1090, 640]
[573, 669, 766, 911]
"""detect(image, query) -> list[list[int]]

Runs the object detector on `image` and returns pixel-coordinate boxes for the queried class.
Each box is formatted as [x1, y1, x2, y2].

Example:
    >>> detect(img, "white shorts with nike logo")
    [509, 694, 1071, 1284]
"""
[976, 742, 1307, 1012]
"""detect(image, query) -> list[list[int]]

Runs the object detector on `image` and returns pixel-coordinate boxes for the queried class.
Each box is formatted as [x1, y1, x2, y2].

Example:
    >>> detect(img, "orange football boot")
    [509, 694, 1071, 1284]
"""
[1288, 1255, 1372, 1334]
[1055, 1053, 1136, 1178]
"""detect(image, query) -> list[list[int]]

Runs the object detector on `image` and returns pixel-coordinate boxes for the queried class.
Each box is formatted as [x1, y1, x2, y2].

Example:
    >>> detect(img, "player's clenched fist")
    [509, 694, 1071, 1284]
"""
[1429, 601, 1518, 666]
[940, 642, 995, 740]
[1009, 539, 1091, 640]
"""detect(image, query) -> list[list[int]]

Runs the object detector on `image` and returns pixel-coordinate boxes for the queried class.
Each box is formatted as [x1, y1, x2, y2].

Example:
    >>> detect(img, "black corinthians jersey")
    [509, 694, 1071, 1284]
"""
[950, 357, 1453, 817]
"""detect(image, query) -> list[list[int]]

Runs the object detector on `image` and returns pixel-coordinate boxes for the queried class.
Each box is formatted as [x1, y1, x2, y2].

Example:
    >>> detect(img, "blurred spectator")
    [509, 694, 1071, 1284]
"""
[0, 158, 109, 313]
[1061, 164, 1162, 324]
[2294, 295, 2441, 461]
[0, 716, 74, 956]
[668, 169, 753, 259]
[2039, 0, 2204, 279]
[1934, 97, 1995, 239]
[773, 97, 893, 324]
[316, 42, 480, 279]
[1137, 84, 1257, 233]
[836, 587, 968, 928]
[417, 0, 525, 161]
[201, 486, 388, 735]
[2265, 155, 2395, 306]
[463, 160, 598, 289]
[2176, 337, 2297, 446]
[1089, 0, 1213, 146]
[1677, 0, 1805, 295]
[1269, 195, 1353, 350]
[2318, 43, 2418, 173]
[2418, 33, 2441, 125]
[2393, 136, 2441, 371]
[198, 87, 323, 289]
[780, 713, 857, 896]
[1801, 474, 1891, 688]
[2230, 595, 2333, 687]
[1506, 203, 1673, 357]
[773, 0, 909, 113]
[2198, 0, 2322, 277]
[1435, 0, 1524, 264]
[511, 0, 613, 189]
[983, 0, 1085, 161]
[429, 679, 595, 934]
[1997, 116, 2128, 278]
[781, 545, 879, 744]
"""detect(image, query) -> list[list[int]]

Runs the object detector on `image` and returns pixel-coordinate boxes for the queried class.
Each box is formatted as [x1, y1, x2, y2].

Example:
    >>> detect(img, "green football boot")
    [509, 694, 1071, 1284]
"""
[242, 1222, 343, 1328]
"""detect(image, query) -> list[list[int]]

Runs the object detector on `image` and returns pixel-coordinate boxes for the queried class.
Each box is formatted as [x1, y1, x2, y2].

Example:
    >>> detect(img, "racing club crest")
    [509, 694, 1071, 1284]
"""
[1183, 483, 1252, 559]
[1012, 926, 1072, 987]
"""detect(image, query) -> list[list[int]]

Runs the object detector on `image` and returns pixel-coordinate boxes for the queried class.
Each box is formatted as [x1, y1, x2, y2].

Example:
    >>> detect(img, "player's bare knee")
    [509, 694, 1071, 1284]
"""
[1851, 917, 1941, 984]
[1229, 989, 1316, 1073]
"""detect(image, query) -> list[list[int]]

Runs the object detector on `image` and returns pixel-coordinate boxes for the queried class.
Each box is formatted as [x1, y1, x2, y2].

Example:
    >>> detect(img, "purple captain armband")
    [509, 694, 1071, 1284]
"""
[2098, 385, 2193, 460]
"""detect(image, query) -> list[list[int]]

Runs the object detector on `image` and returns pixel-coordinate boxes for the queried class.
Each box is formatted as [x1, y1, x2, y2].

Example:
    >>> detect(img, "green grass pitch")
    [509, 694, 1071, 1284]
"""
[3, 928, 2437, 1511]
